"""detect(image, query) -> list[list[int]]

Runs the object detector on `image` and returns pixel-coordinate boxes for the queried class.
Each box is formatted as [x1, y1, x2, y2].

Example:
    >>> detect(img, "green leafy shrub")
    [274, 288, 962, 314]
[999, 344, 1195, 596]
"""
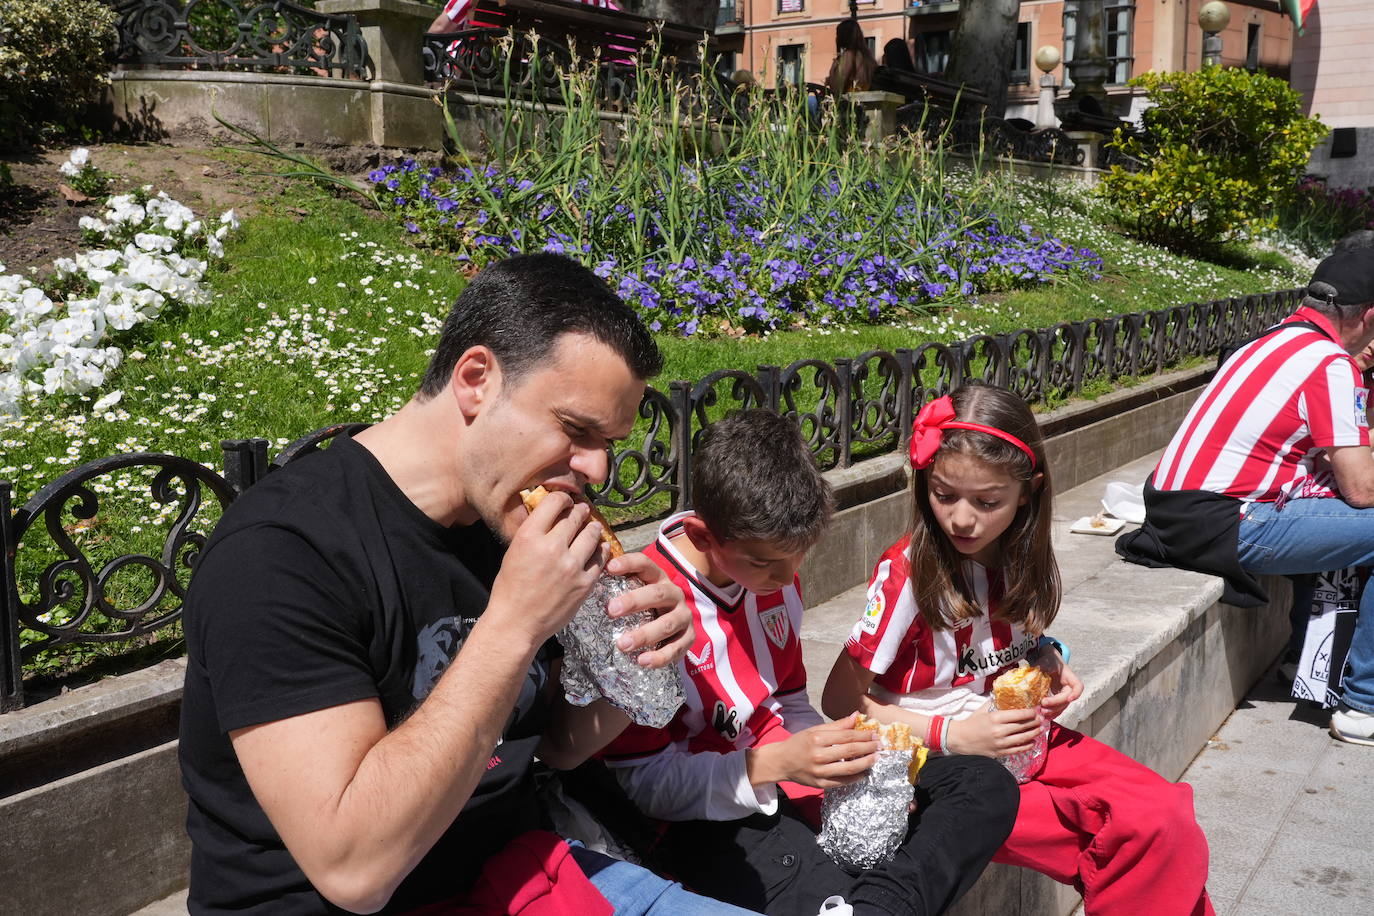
[1098, 67, 1327, 254]
[0, 0, 118, 148]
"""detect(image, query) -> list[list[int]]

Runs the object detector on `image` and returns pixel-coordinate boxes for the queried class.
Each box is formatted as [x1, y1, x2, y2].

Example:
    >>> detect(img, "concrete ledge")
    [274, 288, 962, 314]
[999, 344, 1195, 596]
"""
[0, 740, 188, 916]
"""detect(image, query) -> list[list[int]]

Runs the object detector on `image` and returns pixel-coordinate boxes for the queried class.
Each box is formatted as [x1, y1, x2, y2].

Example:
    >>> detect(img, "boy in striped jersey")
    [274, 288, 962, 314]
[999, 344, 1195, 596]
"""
[601, 410, 1018, 916]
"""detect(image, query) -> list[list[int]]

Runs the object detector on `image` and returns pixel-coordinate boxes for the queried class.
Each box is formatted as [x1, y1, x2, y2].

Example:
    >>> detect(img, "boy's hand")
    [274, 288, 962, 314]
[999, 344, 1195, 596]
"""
[747, 714, 879, 789]
[1040, 660, 1083, 721]
[603, 552, 694, 669]
[948, 705, 1042, 758]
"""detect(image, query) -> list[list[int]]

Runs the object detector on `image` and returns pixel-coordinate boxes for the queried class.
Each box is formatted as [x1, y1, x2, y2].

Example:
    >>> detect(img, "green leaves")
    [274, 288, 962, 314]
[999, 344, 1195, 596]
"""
[1099, 67, 1328, 253]
[0, 0, 117, 148]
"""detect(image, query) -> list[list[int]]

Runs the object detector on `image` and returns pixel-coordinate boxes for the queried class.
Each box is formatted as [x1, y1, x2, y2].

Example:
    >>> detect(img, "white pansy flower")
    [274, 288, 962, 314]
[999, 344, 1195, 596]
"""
[104, 299, 141, 330]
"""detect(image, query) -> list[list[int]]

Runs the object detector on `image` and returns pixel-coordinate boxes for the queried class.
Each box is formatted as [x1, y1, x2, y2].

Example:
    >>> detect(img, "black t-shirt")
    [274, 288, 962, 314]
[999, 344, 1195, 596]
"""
[179, 435, 557, 914]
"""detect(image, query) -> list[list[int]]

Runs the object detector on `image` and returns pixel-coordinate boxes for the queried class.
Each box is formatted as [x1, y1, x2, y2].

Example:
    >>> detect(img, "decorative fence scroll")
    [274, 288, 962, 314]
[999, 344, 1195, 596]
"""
[111, 0, 369, 79]
[422, 27, 740, 120]
[1, 289, 1303, 710]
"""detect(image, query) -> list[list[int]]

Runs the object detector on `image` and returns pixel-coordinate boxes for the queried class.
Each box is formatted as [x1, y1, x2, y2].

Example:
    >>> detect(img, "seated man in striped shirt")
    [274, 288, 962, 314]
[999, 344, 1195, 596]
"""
[1118, 248, 1374, 746]
[600, 409, 1017, 916]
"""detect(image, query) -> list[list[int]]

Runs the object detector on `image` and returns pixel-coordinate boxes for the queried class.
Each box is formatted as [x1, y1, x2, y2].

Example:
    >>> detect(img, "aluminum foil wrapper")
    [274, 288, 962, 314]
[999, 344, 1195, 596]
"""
[557, 573, 685, 728]
[998, 714, 1050, 784]
[818, 748, 914, 869]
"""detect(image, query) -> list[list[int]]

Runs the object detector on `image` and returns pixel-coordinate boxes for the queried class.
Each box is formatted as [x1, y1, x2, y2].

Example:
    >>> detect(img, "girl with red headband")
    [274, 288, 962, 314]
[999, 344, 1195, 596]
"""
[823, 383, 1213, 915]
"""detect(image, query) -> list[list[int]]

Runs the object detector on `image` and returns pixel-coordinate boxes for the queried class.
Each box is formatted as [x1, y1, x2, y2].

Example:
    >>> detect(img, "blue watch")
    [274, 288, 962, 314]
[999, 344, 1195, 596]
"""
[1037, 635, 1070, 663]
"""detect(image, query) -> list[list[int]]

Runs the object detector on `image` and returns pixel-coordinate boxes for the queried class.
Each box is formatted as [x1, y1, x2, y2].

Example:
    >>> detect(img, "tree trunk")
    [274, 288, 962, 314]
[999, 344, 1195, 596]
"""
[946, 0, 1021, 118]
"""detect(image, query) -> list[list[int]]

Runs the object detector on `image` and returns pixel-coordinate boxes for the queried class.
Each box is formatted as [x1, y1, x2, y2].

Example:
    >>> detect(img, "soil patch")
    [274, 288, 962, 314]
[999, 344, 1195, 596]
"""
[0, 140, 379, 274]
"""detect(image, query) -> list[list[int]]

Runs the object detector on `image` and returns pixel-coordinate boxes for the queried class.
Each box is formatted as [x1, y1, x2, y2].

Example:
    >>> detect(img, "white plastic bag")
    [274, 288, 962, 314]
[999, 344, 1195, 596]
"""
[1101, 480, 1146, 524]
[1291, 567, 1364, 709]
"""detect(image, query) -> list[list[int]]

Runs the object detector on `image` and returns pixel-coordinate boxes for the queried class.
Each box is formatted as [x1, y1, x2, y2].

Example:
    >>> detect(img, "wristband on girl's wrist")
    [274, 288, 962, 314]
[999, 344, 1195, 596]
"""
[926, 714, 953, 755]
[1037, 634, 1070, 663]
[926, 715, 944, 754]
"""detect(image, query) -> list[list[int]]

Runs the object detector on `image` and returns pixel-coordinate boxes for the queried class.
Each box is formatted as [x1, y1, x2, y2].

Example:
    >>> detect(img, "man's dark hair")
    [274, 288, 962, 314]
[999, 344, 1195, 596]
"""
[419, 253, 663, 398]
[691, 409, 835, 550]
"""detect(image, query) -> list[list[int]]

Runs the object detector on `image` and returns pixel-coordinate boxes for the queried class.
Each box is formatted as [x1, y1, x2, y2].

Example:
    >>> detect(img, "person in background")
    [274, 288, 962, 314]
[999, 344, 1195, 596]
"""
[1118, 248, 1374, 746]
[827, 19, 878, 95]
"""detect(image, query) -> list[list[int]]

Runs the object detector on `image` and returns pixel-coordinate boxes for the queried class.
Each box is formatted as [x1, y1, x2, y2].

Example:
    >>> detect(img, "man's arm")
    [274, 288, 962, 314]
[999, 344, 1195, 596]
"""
[1328, 444, 1374, 508]
[229, 493, 605, 914]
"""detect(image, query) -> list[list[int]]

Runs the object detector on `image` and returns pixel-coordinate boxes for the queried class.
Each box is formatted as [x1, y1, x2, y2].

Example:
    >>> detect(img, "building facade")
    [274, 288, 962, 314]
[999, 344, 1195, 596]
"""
[1291, 0, 1374, 188]
[716, 0, 1297, 124]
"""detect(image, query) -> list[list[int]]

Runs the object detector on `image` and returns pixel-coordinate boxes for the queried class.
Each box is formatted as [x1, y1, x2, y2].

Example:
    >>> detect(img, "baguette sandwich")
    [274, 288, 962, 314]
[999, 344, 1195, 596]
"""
[519, 485, 624, 559]
[854, 712, 928, 784]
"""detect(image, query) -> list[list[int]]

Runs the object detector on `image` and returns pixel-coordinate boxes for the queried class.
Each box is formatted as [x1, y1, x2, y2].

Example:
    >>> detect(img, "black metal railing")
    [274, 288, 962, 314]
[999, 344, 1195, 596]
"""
[423, 27, 739, 118]
[896, 106, 1086, 167]
[0, 289, 1304, 710]
[110, 0, 369, 79]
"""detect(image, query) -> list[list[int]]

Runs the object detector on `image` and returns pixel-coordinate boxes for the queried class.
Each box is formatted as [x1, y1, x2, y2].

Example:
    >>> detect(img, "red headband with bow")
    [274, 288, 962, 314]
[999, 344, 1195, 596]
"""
[908, 395, 1038, 470]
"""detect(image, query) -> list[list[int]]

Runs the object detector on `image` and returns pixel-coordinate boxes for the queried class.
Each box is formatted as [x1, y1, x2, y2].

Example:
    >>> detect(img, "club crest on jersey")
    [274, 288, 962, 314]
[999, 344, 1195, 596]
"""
[759, 606, 790, 649]
[861, 591, 885, 635]
[1358, 389, 1369, 428]
[685, 642, 714, 672]
[712, 700, 742, 740]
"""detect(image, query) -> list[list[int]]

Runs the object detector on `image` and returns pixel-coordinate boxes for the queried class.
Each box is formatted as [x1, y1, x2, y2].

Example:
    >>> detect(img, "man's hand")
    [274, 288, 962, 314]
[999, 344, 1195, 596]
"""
[746, 714, 879, 789]
[948, 704, 1042, 758]
[487, 491, 607, 648]
[1041, 660, 1083, 721]
[604, 552, 694, 668]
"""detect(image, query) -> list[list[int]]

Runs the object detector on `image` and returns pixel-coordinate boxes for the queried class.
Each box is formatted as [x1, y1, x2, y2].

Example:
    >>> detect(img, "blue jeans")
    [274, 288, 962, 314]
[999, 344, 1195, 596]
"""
[1238, 497, 1374, 713]
[569, 845, 761, 915]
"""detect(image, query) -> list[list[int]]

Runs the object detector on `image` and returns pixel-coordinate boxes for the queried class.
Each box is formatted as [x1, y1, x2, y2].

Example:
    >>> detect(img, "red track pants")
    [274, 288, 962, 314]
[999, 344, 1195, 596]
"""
[992, 724, 1214, 916]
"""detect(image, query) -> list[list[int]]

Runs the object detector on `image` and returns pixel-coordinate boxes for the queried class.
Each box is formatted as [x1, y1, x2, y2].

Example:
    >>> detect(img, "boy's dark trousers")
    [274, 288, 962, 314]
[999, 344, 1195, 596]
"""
[653, 754, 1019, 916]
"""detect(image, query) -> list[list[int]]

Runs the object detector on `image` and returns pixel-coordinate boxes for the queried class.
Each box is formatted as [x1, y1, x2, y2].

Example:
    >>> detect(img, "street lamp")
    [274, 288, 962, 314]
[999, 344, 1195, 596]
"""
[1199, 1, 1230, 68]
[1034, 46, 1061, 130]
[848, 0, 858, 19]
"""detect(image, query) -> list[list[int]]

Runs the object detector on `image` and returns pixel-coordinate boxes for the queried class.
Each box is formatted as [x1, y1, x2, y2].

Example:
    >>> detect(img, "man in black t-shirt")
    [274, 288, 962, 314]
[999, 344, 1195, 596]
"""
[178, 255, 715, 913]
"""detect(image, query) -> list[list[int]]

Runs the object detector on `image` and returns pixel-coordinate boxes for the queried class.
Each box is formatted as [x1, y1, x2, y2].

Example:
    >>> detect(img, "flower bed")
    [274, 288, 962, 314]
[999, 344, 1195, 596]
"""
[369, 159, 1103, 338]
[1, 150, 238, 418]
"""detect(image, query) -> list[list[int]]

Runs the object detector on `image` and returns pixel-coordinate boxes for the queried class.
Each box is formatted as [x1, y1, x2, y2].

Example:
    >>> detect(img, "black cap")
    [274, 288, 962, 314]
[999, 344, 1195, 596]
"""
[1310, 248, 1374, 306]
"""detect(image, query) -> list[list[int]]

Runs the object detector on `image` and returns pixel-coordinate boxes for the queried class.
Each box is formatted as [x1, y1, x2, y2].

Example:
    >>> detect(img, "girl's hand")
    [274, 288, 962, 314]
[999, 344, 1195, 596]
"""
[947, 704, 1042, 758]
[1041, 661, 1084, 721]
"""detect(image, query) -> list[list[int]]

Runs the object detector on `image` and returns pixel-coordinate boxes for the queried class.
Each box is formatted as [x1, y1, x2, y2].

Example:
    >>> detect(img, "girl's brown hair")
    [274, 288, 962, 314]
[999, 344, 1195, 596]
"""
[907, 384, 1060, 633]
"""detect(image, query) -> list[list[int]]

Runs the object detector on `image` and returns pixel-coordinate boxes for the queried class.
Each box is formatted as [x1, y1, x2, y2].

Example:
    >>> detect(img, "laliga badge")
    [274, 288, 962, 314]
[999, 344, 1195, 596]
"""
[861, 591, 884, 634]
[1357, 388, 1369, 428]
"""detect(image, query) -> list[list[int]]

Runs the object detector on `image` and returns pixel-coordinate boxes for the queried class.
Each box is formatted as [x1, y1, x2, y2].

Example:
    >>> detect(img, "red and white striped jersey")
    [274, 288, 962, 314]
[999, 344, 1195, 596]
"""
[1154, 307, 1368, 503]
[845, 535, 1036, 717]
[601, 512, 822, 822]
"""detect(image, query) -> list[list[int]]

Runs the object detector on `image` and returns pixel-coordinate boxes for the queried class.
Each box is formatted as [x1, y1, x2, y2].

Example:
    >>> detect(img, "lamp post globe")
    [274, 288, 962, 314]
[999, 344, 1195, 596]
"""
[1199, 1, 1231, 34]
[1034, 45, 1061, 74]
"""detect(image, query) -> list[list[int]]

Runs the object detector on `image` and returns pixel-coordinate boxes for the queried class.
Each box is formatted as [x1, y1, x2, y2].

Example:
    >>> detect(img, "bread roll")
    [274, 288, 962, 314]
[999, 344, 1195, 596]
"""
[854, 713, 928, 784]
[992, 663, 1051, 710]
[520, 486, 625, 558]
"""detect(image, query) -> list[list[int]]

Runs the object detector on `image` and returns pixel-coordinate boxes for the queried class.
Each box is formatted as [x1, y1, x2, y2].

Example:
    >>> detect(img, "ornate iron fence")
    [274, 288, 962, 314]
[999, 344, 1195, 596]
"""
[0, 288, 1304, 710]
[111, 0, 369, 79]
[423, 27, 739, 118]
[895, 105, 1087, 168]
